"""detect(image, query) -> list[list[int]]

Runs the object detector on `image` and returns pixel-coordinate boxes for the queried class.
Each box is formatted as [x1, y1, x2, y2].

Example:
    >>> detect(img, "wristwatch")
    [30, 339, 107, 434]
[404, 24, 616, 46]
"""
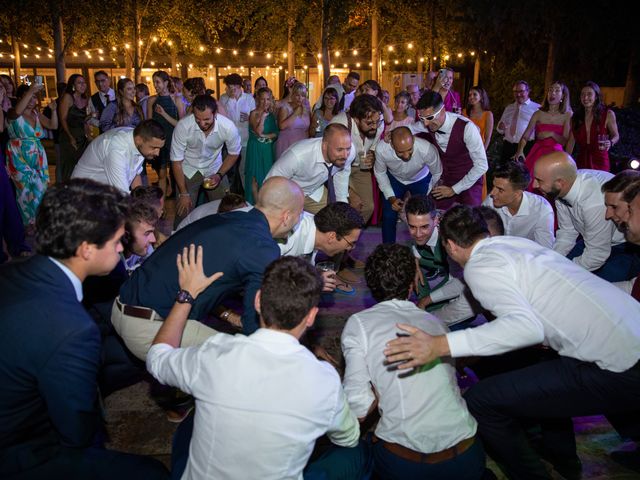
[175, 289, 195, 304]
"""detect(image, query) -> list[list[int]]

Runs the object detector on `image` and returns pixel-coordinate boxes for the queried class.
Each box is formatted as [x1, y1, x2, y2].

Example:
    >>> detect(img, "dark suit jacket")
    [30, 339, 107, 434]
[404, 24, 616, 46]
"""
[119, 208, 280, 334]
[0, 255, 102, 475]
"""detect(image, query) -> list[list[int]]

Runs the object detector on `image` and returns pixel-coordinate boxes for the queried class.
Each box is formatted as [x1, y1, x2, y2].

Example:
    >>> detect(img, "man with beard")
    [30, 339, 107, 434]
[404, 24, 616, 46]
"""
[266, 123, 355, 213]
[330, 94, 385, 224]
[170, 94, 241, 228]
[534, 151, 640, 281]
[410, 91, 488, 209]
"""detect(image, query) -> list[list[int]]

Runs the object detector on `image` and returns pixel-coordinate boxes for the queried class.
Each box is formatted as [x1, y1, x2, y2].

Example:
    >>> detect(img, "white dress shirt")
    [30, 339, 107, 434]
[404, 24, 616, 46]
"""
[279, 212, 317, 261]
[71, 127, 144, 193]
[410, 113, 488, 195]
[265, 137, 355, 202]
[342, 90, 356, 112]
[447, 236, 640, 372]
[553, 169, 625, 271]
[342, 299, 477, 453]
[147, 329, 359, 480]
[374, 138, 442, 199]
[496, 99, 540, 143]
[218, 92, 256, 147]
[170, 113, 242, 179]
[331, 111, 384, 167]
[483, 192, 555, 248]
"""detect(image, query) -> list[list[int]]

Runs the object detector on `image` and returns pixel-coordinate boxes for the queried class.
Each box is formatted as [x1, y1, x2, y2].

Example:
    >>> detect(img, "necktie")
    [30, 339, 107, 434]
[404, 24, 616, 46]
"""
[632, 276, 640, 302]
[509, 104, 520, 138]
[558, 197, 572, 208]
[325, 164, 336, 203]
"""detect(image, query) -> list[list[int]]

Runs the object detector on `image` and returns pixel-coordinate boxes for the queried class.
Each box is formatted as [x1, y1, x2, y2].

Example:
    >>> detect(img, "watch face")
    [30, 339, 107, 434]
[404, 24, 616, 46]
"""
[176, 290, 194, 304]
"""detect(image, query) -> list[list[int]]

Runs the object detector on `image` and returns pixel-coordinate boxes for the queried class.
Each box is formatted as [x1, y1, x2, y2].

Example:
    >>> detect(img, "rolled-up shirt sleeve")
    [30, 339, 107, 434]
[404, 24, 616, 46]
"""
[223, 122, 242, 156]
[451, 123, 488, 195]
[170, 120, 188, 162]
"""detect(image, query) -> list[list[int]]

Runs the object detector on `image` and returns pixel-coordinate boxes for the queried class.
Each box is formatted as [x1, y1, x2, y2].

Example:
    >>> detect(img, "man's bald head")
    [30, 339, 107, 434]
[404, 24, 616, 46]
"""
[533, 151, 577, 200]
[256, 177, 304, 239]
[390, 127, 415, 161]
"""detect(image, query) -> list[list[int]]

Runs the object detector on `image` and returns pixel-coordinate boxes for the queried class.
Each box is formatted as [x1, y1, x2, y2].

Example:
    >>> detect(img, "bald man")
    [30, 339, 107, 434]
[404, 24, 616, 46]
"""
[375, 127, 442, 243]
[115, 177, 305, 359]
[266, 123, 355, 214]
[533, 152, 640, 281]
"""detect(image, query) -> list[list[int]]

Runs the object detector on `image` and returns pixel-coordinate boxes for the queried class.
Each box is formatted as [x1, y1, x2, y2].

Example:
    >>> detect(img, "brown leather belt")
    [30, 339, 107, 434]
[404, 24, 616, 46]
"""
[372, 434, 475, 464]
[115, 298, 159, 321]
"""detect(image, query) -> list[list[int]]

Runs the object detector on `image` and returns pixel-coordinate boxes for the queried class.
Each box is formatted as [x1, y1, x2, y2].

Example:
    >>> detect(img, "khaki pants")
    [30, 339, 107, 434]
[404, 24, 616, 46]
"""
[303, 188, 328, 214]
[349, 168, 374, 223]
[111, 297, 218, 361]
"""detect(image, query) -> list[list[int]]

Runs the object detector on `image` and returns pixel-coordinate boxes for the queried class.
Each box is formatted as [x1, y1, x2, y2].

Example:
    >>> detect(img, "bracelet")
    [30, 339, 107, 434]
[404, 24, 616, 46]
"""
[216, 171, 224, 178]
[178, 193, 190, 197]
[220, 311, 230, 321]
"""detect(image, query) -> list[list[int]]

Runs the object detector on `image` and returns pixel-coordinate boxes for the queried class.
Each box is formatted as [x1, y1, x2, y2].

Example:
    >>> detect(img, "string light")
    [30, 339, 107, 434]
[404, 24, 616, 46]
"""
[334, 51, 340, 57]
[352, 49, 358, 56]
[387, 46, 393, 52]
[199, 45, 205, 51]
[457, 53, 462, 58]
[216, 48, 221, 54]
[407, 43, 413, 49]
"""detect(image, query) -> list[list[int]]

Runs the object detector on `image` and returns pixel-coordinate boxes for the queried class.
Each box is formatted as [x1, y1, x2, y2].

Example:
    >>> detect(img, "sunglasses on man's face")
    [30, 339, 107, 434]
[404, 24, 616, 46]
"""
[418, 105, 444, 122]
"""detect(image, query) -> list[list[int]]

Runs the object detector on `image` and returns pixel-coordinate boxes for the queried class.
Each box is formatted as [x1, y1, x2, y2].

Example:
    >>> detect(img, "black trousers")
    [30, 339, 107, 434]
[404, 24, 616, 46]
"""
[500, 140, 535, 164]
[464, 356, 640, 480]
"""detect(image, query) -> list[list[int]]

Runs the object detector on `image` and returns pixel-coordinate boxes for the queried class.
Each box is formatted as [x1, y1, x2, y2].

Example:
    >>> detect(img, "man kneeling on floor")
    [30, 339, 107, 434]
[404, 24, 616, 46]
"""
[147, 253, 367, 479]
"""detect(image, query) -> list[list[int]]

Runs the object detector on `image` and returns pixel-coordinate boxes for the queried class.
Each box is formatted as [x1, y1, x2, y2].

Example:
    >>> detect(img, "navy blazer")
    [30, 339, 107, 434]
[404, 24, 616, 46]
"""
[119, 208, 280, 334]
[0, 255, 102, 475]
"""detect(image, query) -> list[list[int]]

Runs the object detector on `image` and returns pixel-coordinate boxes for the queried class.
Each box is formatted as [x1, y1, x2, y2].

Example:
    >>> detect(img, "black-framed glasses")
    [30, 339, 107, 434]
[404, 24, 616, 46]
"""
[340, 236, 356, 249]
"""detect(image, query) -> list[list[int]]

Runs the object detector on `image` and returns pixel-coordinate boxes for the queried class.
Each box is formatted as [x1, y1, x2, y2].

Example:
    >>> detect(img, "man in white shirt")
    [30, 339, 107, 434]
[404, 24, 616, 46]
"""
[147, 255, 361, 480]
[280, 202, 364, 292]
[483, 160, 555, 248]
[171, 94, 242, 229]
[385, 205, 640, 480]
[88, 70, 116, 132]
[175, 193, 249, 231]
[339, 71, 360, 112]
[331, 94, 385, 223]
[266, 123, 355, 213]
[71, 120, 165, 194]
[411, 91, 488, 209]
[496, 80, 540, 162]
[342, 243, 483, 478]
[375, 126, 442, 243]
[218, 73, 256, 188]
[534, 151, 638, 281]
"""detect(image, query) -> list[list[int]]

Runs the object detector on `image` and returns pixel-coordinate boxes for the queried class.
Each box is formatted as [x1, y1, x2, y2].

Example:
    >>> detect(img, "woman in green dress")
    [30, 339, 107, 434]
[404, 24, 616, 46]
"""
[245, 87, 278, 204]
[58, 74, 89, 180]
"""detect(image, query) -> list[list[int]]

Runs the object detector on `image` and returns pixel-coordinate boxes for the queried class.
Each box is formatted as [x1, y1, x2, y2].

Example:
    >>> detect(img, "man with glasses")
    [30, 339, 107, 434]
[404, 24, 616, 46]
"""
[496, 80, 540, 162]
[412, 91, 488, 209]
[279, 202, 364, 293]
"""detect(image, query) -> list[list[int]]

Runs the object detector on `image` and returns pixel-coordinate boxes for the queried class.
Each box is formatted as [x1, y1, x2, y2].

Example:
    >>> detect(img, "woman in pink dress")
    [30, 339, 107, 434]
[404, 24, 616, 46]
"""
[433, 68, 462, 113]
[275, 82, 310, 159]
[566, 81, 619, 171]
[515, 81, 572, 186]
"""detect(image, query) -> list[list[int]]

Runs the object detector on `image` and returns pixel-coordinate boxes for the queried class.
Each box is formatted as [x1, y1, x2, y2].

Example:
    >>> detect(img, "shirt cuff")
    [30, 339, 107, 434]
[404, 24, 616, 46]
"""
[445, 330, 472, 358]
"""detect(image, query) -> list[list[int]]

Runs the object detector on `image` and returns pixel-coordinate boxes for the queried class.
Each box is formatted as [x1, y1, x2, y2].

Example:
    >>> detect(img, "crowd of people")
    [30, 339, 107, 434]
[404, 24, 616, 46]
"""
[1, 64, 639, 480]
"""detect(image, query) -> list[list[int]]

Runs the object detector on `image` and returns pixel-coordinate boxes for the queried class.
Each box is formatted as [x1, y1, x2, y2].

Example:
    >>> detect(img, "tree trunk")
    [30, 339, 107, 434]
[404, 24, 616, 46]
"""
[473, 56, 480, 86]
[287, 19, 295, 79]
[544, 37, 555, 93]
[371, 6, 379, 82]
[52, 12, 65, 84]
[171, 47, 178, 76]
[133, 0, 141, 84]
[11, 34, 21, 86]
[429, 0, 436, 71]
[125, 51, 133, 79]
[321, 0, 331, 85]
[623, 44, 638, 107]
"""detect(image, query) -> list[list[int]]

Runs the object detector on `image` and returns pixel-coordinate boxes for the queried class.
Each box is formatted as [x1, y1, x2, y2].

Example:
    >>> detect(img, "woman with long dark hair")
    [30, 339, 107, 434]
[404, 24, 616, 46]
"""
[515, 81, 572, 184]
[147, 70, 185, 195]
[58, 74, 90, 180]
[566, 81, 619, 171]
[100, 77, 143, 131]
[309, 87, 339, 138]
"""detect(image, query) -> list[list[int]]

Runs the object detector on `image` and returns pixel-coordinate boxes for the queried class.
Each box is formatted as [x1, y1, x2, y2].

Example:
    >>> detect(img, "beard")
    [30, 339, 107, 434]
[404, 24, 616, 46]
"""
[543, 186, 562, 202]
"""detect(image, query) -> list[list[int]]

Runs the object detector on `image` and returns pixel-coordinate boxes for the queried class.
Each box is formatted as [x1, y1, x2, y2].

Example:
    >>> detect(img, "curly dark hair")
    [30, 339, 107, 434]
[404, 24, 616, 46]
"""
[405, 194, 437, 217]
[439, 205, 489, 248]
[365, 244, 416, 303]
[314, 202, 364, 238]
[349, 93, 383, 121]
[260, 257, 323, 330]
[35, 179, 130, 259]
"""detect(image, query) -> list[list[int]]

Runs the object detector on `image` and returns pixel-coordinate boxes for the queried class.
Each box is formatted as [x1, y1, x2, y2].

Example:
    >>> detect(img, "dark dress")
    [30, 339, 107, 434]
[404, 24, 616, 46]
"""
[572, 108, 610, 172]
[59, 101, 89, 180]
[151, 95, 178, 171]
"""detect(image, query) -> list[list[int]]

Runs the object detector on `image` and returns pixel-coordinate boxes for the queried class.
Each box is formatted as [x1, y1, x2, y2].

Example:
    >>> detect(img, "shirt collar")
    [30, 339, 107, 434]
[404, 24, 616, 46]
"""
[426, 225, 440, 248]
[562, 175, 581, 206]
[511, 192, 530, 216]
[440, 112, 455, 132]
[127, 130, 144, 158]
[251, 328, 300, 345]
[48, 257, 83, 301]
